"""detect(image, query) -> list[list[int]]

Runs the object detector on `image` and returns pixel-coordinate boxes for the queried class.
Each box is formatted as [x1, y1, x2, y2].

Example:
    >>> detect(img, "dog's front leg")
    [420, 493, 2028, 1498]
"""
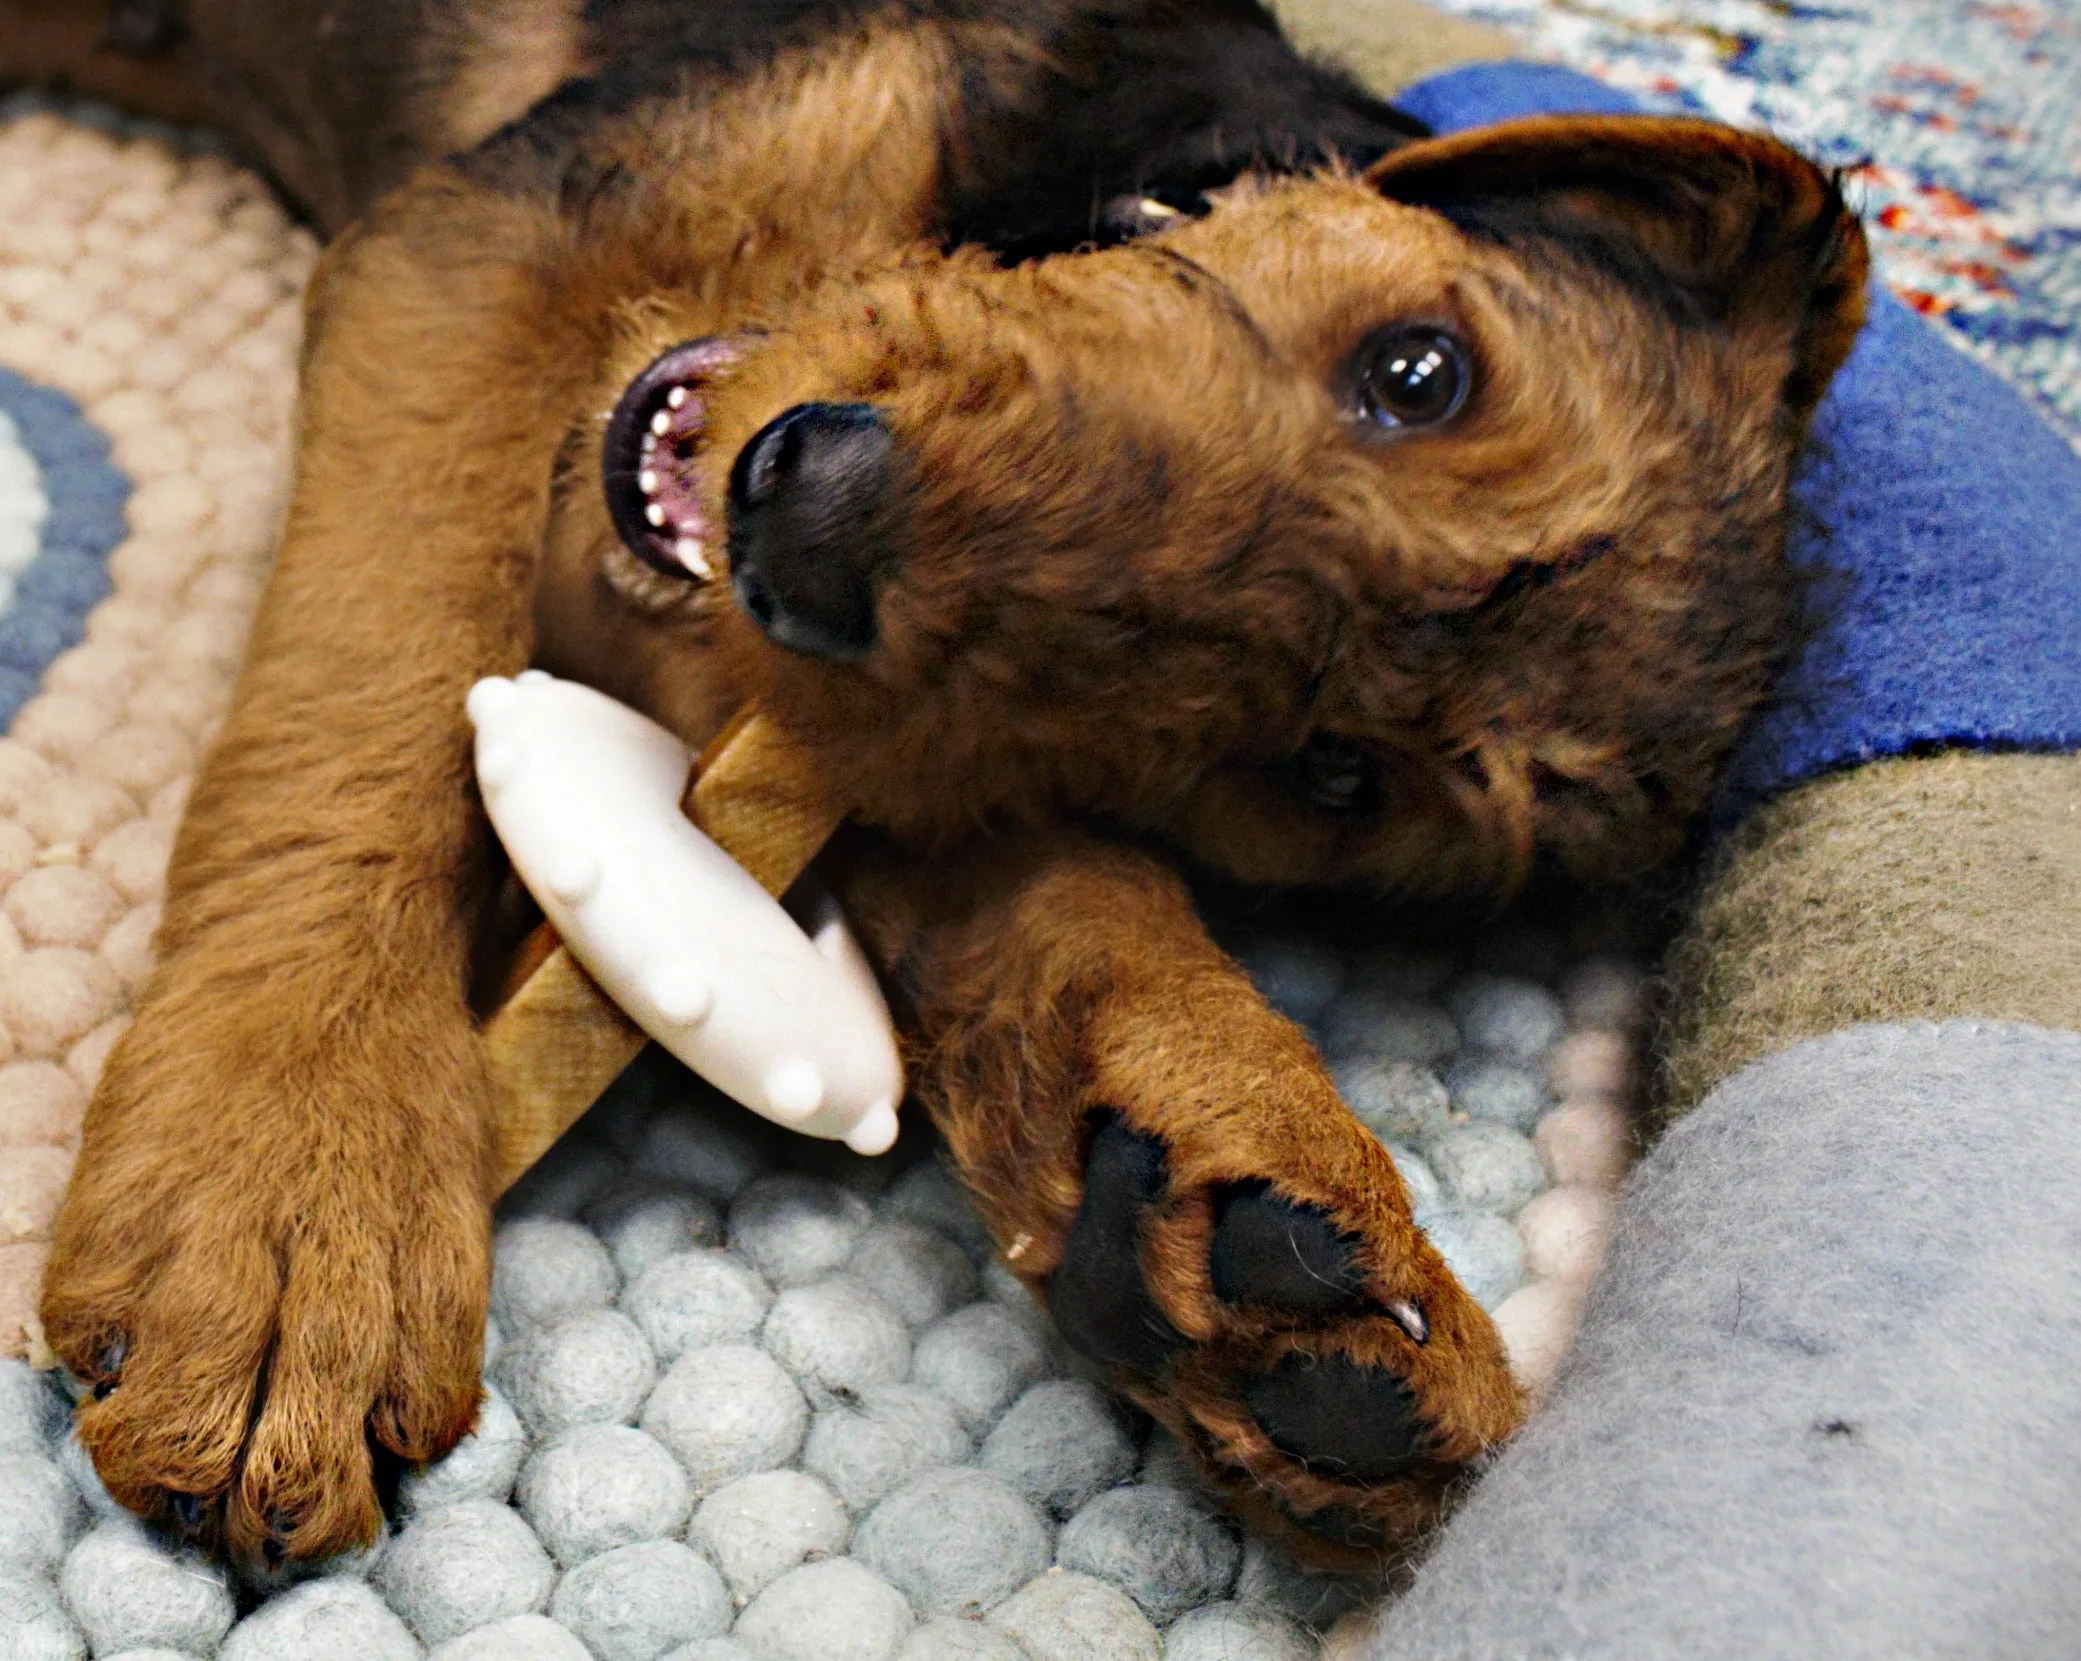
[836, 831, 1524, 1566]
[40, 176, 583, 1563]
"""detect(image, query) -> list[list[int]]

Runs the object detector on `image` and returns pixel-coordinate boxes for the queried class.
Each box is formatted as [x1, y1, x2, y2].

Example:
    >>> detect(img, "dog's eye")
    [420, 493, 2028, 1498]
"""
[1350, 325, 1470, 429]
[1292, 734, 1381, 812]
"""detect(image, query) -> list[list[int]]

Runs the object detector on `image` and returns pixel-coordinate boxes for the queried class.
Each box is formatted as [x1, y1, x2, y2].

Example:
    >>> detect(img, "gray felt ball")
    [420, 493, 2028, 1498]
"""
[801, 1384, 973, 1513]
[1314, 989, 1459, 1067]
[490, 1217, 619, 1332]
[641, 1345, 809, 1497]
[52, 1430, 123, 1524]
[633, 1106, 771, 1201]
[516, 1422, 692, 1566]
[1441, 1054, 1550, 1132]
[495, 1308, 657, 1438]
[659, 1643, 760, 1661]
[976, 1258, 1043, 1324]
[1233, 1536, 1370, 1631]
[1055, 1486, 1241, 1622]
[1331, 1057, 1451, 1144]
[846, 1222, 979, 1330]
[986, 1570, 1159, 1661]
[854, 1469, 1051, 1619]
[687, 1470, 849, 1603]
[910, 1305, 1049, 1433]
[97, 1652, 202, 1661]
[501, 1134, 624, 1221]
[548, 1540, 730, 1661]
[0, 1570, 86, 1661]
[733, 1558, 914, 1661]
[1136, 1431, 1202, 1493]
[762, 1277, 912, 1405]
[0, 1455, 81, 1576]
[1417, 1206, 1528, 1311]
[589, 1186, 724, 1283]
[58, 1518, 235, 1656]
[0, 1363, 63, 1459]
[1385, 1144, 1443, 1216]
[729, 1176, 873, 1289]
[399, 1386, 527, 1514]
[623, 1250, 773, 1366]
[977, 1381, 1135, 1517]
[429, 1613, 594, 1660]
[217, 1577, 420, 1661]
[376, 1499, 555, 1646]
[1232, 934, 1346, 1023]
[1441, 972, 1565, 1064]
[1162, 1601, 1314, 1661]
[1425, 1121, 1547, 1217]
[876, 1162, 992, 1263]
[896, 1617, 1025, 1660]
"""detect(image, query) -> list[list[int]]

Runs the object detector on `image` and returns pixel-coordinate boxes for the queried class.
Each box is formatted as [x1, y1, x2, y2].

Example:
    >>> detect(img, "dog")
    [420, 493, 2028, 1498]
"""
[7, 0, 1867, 1569]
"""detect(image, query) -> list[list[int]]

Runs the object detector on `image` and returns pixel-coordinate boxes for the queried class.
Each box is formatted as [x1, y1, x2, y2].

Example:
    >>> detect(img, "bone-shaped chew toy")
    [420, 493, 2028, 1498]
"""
[469, 673, 903, 1192]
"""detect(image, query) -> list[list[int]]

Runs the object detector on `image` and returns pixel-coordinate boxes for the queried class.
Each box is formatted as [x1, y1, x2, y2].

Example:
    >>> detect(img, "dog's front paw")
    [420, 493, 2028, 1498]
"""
[1040, 1092, 1522, 1564]
[41, 982, 496, 1564]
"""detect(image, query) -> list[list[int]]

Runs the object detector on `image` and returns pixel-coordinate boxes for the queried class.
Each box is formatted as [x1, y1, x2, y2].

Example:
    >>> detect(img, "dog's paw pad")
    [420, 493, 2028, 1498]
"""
[1209, 1183, 1366, 1315]
[1244, 1354, 1431, 1484]
[1046, 1114, 1185, 1372]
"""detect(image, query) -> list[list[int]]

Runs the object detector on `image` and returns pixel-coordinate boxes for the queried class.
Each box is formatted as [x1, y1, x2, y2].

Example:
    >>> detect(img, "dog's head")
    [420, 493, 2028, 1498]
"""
[566, 114, 1867, 898]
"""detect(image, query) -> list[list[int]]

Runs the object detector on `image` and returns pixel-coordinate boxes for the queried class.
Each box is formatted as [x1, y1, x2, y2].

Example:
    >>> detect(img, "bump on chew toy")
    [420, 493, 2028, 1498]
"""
[470, 675, 902, 1190]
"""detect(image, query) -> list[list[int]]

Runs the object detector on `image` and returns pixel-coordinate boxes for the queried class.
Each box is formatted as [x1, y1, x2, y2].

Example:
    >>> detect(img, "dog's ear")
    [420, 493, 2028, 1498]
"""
[1367, 115, 1869, 421]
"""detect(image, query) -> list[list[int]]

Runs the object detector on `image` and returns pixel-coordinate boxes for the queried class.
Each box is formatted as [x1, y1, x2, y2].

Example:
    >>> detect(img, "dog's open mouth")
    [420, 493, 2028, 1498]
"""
[602, 336, 747, 581]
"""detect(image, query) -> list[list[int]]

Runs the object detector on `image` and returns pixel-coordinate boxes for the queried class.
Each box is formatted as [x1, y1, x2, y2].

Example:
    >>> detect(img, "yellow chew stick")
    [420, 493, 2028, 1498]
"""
[484, 709, 845, 1193]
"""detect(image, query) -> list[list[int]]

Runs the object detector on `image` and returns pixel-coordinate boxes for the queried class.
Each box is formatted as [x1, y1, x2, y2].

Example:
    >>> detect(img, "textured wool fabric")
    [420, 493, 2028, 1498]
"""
[1396, 64, 2081, 809]
[1659, 751, 2081, 1115]
[1367, 1021, 2081, 1661]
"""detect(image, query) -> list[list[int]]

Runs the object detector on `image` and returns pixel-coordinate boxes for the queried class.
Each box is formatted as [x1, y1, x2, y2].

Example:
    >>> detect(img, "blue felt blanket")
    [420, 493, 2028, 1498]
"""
[1394, 64, 2081, 815]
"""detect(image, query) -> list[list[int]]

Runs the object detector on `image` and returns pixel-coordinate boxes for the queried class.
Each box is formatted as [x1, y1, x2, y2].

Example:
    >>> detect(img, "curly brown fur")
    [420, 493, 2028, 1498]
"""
[9, 0, 1867, 1566]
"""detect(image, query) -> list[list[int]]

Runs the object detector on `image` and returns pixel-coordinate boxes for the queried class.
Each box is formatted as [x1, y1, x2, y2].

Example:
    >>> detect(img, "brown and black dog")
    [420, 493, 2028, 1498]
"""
[8, 0, 1866, 1569]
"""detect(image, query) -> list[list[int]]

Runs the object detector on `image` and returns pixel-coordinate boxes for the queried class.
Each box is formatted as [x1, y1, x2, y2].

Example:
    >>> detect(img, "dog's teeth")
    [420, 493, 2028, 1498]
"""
[650, 410, 671, 436]
[666, 385, 690, 408]
[675, 536, 712, 580]
[638, 469, 659, 494]
[645, 503, 666, 527]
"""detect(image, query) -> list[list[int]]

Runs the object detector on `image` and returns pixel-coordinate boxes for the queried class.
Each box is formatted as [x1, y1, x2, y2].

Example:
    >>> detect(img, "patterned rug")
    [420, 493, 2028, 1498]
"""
[1425, 0, 2081, 448]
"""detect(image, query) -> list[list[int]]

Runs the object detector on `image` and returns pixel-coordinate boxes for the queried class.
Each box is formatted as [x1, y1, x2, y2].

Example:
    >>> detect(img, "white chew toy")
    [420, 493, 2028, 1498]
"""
[466, 671, 905, 1155]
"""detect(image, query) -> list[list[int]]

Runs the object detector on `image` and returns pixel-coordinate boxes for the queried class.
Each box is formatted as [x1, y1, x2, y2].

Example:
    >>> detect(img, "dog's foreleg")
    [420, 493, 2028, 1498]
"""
[833, 829, 1524, 1566]
[40, 174, 588, 1562]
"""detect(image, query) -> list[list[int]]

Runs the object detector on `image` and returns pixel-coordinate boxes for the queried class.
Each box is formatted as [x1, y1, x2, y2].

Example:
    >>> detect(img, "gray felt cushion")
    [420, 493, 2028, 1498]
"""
[1369, 1020, 2081, 1661]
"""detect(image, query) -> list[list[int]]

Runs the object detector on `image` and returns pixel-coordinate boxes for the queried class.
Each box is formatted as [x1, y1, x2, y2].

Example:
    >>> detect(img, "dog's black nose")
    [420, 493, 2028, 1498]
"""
[727, 402, 893, 661]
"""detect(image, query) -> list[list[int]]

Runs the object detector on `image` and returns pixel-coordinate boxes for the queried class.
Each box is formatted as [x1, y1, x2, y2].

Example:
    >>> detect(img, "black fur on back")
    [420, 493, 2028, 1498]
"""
[468, 0, 1426, 260]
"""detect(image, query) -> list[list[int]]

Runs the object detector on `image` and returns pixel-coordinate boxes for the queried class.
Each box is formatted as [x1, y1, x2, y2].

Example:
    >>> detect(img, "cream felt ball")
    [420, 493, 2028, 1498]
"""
[1164, 1601, 1315, 1661]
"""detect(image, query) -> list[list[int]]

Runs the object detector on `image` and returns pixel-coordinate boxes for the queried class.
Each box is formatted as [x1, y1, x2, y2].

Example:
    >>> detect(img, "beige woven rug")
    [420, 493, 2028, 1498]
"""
[0, 105, 316, 1358]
